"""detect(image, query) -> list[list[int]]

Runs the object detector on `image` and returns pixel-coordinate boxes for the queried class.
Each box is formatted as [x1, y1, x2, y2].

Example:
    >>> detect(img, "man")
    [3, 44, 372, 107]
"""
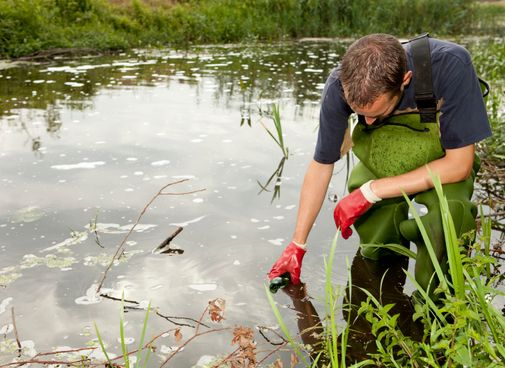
[268, 34, 491, 292]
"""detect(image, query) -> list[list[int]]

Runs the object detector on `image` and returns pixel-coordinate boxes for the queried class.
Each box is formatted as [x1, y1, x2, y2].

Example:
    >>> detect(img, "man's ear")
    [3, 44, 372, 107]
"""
[403, 71, 413, 86]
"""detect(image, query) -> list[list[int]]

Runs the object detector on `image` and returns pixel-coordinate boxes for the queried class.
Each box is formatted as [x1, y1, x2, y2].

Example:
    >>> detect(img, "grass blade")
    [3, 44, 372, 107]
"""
[265, 284, 309, 366]
[402, 192, 448, 293]
[94, 322, 113, 365]
[136, 301, 151, 367]
[430, 172, 465, 299]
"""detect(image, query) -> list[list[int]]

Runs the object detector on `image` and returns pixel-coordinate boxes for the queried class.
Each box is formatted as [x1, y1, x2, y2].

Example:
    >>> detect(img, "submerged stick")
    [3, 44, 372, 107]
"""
[11, 307, 21, 357]
[96, 179, 205, 293]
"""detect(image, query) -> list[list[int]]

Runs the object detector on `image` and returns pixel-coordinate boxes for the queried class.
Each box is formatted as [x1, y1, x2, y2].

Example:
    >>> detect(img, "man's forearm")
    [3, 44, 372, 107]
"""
[292, 160, 334, 245]
[371, 144, 475, 199]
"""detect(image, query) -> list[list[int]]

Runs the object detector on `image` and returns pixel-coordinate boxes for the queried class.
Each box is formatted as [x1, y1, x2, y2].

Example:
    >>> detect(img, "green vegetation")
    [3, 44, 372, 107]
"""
[268, 174, 505, 367]
[94, 298, 153, 367]
[1, 0, 504, 58]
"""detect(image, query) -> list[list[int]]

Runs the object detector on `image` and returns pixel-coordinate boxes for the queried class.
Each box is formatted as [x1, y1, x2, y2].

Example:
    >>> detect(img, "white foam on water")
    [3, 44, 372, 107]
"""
[170, 215, 206, 227]
[257, 225, 270, 230]
[117, 337, 135, 344]
[0, 324, 13, 334]
[0, 297, 13, 314]
[51, 161, 105, 170]
[75, 284, 105, 305]
[64, 82, 84, 87]
[268, 238, 284, 246]
[151, 160, 170, 166]
[172, 175, 195, 179]
[189, 283, 217, 291]
[284, 205, 296, 210]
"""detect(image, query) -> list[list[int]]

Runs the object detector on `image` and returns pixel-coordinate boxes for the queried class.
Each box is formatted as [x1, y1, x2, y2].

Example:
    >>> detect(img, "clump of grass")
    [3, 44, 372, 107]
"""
[268, 173, 505, 366]
[0, 0, 499, 59]
[94, 296, 153, 367]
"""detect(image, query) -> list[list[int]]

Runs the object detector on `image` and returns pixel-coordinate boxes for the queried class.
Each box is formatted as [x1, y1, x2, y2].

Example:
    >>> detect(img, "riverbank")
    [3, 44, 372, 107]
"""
[1, 0, 504, 59]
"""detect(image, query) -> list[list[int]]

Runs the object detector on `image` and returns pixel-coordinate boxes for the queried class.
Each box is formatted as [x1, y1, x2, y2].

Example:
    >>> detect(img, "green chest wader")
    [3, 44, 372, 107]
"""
[346, 34, 485, 294]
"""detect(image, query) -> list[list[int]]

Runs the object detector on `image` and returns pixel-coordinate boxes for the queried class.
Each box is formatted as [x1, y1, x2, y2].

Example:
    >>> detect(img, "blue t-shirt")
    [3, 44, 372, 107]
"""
[314, 38, 492, 164]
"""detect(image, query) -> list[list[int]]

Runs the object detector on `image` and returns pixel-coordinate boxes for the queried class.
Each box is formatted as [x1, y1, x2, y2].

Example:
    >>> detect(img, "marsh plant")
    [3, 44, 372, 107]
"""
[94, 298, 153, 367]
[268, 174, 505, 367]
[258, 103, 289, 159]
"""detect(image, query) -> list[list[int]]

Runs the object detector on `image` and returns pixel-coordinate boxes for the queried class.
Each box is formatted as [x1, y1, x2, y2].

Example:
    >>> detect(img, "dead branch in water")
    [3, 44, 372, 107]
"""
[95, 179, 206, 293]
[155, 226, 183, 250]
[10, 308, 21, 357]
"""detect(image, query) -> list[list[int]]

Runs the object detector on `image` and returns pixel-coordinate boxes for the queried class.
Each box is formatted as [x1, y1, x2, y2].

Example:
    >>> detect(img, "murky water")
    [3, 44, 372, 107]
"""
[0, 39, 503, 366]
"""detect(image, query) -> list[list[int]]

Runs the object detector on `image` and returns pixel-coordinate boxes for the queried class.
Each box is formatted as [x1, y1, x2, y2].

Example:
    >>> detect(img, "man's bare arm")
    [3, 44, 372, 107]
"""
[371, 144, 475, 199]
[292, 160, 335, 245]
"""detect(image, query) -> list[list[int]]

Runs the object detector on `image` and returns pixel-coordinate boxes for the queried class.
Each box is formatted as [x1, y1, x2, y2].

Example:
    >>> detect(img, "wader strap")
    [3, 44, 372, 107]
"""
[410, 34, 437, 123]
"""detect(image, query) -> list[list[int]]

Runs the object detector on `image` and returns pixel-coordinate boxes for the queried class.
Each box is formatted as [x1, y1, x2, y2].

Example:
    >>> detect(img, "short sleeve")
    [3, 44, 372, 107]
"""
[314, 71, 352, 163]
[434, 46, 491, 149]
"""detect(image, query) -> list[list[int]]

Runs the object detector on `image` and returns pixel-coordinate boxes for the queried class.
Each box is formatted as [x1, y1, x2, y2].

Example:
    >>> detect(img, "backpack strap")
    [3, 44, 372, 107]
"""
[410, 33, 437, 123]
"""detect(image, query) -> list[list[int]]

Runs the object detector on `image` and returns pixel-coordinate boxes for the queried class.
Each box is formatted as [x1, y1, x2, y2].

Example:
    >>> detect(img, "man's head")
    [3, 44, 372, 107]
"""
[340, 34, 412, 124]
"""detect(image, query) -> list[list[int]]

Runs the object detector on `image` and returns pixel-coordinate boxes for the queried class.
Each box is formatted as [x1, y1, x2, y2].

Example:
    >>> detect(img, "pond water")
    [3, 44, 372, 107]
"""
[0, 39, 502, 366]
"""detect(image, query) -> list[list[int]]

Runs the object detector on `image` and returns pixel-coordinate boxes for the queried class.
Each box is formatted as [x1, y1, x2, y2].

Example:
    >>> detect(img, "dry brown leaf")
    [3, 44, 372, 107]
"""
[174, 328, 183, 343]
[231, 326, 257, 367]
[290, 353, 298, 368]
[272, 358, 283, 368]
[208, 298, 226, 322]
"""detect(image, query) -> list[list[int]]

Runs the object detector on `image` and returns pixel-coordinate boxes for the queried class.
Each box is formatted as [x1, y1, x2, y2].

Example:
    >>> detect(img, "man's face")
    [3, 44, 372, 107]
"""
[344, 70, 412, 125]
[349, 92, 401, 125]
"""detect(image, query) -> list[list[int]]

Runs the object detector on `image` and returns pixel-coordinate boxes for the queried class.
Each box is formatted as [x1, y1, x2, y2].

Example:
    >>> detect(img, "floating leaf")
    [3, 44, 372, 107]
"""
[208, 298, 225, 322]
[174, 328, 183, 343]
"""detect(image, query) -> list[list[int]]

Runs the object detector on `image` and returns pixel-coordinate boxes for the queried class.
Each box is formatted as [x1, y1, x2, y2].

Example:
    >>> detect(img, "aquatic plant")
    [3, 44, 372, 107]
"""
[258, 103, 289, 159]
[94, 297, 153, 368]
[267, 174, 505, 366]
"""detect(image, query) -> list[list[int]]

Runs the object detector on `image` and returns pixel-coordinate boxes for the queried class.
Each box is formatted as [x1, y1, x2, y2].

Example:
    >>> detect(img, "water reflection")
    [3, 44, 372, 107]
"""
[0, 42, 347, 153]
[257, 156, 286, 203]
[282, 250, 423, 365]
[0, 39, 501, 366]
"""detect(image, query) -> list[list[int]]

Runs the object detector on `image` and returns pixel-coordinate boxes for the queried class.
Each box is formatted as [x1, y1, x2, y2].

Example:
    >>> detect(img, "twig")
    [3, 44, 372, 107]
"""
[0, 359, 89, 367]
[11, 307, 21, 357]
[155, 227, 183, 251]
[256, 341, 289, 366]
[159, 327, 232, 367]
[34, 347, 96, 357]
[122, 306, 210, 329]
[257, 325, 288, 345]
[96, 179, 205, 293]
[99, 293, 139, 304]
[210, 347, 241, 368]
[194, 304, 210, 336]
[103, 328, 178, 365]
[155, 311, 210, 329]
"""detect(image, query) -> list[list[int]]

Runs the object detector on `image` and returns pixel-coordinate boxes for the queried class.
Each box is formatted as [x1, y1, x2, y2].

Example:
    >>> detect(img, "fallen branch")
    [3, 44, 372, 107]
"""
[96, 179, 205, 293]
[99, 293, 139, 305]
[155, 310, 210, 329]
[257, 325, 288, 345]
[155, 226, 183, 252]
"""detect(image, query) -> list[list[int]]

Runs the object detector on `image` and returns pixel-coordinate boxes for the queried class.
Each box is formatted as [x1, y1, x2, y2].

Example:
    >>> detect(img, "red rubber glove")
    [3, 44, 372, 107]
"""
[268, 242, 306, 285]
[333, 188, 374, 239]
